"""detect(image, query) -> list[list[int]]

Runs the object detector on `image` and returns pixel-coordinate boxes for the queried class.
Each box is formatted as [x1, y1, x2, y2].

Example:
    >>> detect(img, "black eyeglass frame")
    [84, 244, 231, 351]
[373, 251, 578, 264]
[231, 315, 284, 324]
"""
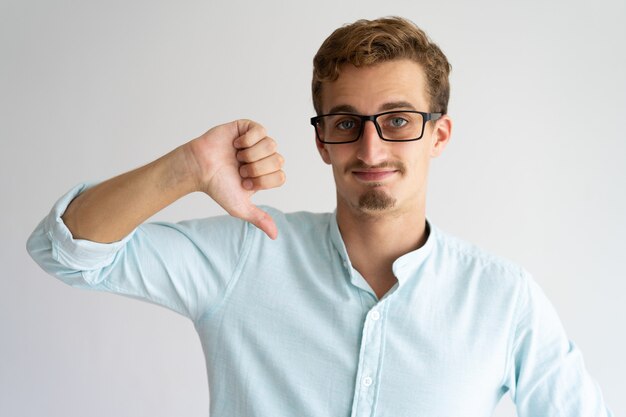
[310, 110, 443, 144]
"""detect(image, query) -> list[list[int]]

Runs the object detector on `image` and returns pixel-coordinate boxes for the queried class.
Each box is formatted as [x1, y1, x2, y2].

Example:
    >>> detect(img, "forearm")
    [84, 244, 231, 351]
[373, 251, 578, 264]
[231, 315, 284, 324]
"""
[60, 119, 283, 242]
[62, 144, 198, 243]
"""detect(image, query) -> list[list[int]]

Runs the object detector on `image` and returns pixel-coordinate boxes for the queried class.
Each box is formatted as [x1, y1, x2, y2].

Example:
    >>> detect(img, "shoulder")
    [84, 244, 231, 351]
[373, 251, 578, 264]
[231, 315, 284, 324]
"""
[425, 224, 537, 340]
[147, 207, 333, 245]
[428, 223, 532, 289]
[262, 206, 333, 235]
[146, 212, 248, 241]
[241, 206, 336, 265]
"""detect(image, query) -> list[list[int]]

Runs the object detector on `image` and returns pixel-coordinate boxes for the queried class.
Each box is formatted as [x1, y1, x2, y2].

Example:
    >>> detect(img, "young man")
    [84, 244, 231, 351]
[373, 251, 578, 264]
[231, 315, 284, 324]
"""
[28, 17, 611, 417]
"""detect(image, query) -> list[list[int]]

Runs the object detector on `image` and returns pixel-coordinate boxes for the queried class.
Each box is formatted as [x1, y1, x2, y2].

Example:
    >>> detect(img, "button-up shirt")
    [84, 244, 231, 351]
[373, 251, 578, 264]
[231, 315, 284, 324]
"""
[27, 184, 612, 417]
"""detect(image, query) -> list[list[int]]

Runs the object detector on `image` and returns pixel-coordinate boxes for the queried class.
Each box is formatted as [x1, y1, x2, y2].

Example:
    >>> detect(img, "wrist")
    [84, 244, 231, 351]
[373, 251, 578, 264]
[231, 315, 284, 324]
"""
[161, 143, 203, 196]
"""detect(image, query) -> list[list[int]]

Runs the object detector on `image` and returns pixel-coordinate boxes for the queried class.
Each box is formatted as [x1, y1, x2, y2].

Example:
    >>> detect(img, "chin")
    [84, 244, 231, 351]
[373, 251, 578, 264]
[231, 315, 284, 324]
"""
[357, 189, 397, 212]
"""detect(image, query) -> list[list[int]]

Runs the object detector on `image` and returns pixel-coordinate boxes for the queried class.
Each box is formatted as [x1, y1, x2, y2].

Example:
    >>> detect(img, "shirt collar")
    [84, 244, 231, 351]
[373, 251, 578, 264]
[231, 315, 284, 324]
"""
[329, 210, 350, 266]
[391, 221, 435, 284]
[329, 211, 436, 287]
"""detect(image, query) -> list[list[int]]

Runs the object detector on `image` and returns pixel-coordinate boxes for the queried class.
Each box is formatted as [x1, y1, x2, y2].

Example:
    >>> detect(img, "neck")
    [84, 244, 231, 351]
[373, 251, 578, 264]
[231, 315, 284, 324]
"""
[336, 198, 428, 297]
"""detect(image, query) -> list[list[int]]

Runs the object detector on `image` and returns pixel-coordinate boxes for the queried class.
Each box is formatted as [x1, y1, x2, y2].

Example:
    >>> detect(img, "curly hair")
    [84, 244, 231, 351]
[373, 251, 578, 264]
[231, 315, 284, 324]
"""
[312, 17, 451, 115]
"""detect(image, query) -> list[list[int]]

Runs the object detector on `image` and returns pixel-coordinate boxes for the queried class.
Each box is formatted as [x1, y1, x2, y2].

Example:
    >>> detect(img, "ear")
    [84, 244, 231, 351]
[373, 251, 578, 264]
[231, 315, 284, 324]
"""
[429, 115, 452, 158]
[315, 136, 332, 165]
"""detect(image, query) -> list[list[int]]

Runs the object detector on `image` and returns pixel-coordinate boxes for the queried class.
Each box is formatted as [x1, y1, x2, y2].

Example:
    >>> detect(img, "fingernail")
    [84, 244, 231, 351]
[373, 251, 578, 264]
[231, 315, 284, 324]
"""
[243, 179, 253, 190]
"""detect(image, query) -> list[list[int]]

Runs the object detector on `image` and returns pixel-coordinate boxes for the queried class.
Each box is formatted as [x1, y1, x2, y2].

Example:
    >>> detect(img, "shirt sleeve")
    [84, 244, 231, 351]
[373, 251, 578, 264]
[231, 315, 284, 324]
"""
[504, 272, 613, 416]
[26, 183, 251, 322]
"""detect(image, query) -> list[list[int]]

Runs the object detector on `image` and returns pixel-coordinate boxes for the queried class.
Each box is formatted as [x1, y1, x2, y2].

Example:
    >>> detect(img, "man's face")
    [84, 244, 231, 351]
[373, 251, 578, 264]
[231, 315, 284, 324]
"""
[316, 59, 451, 218]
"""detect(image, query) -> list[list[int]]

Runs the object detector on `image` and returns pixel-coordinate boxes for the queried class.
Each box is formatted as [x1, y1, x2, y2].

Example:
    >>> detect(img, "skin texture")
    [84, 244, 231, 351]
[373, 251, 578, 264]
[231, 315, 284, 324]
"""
[62, 119, 285, 243]
[316, 59, 452, 298]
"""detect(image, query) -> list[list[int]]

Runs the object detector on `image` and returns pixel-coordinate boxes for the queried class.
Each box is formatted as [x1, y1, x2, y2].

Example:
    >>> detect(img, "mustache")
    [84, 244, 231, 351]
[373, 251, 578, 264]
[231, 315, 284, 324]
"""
[345, 160, 406, 175]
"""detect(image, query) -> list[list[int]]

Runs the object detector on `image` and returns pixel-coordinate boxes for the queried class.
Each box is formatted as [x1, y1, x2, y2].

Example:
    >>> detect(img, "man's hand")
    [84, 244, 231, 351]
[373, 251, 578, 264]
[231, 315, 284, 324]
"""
[62, 119, 285, 244]
[186, 120, 286, 240]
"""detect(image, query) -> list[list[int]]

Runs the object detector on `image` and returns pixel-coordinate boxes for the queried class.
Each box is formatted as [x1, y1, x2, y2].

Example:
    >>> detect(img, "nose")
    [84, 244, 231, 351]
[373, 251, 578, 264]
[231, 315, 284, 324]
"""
[356, 120, 388, 166]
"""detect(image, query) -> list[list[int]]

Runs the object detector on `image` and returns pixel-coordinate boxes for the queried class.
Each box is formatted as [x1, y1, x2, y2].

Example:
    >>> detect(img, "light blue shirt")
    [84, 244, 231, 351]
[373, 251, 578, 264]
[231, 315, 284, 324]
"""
[27, 183, 612, 417]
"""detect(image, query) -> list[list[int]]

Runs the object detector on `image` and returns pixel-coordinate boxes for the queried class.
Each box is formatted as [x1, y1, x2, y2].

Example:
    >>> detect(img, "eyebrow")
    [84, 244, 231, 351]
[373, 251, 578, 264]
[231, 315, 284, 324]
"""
[328, 101, 417, 114]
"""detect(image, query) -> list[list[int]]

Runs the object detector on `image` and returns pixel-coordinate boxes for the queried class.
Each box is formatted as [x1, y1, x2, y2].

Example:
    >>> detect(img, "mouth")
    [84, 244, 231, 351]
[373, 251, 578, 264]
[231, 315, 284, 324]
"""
[352, 169, 398, 182]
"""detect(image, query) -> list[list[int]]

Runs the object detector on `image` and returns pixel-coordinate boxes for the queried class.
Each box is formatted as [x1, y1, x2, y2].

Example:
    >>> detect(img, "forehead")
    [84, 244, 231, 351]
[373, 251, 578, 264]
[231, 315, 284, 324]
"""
[320, 59, 429, 114]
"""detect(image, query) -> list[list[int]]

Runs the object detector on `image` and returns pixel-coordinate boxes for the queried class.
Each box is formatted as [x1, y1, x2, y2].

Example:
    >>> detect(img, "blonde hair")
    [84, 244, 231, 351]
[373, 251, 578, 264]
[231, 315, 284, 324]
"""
[312, 16, 451, 115]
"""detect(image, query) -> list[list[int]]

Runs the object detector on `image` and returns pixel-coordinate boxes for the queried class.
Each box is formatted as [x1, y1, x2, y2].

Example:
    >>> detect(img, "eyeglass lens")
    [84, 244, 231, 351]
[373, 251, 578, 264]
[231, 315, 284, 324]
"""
[316, 112, 425, 143]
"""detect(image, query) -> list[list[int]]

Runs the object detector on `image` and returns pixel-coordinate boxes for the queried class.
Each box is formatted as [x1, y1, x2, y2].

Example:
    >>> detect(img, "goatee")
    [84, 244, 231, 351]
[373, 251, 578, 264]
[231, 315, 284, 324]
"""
[358, 188, 396, 211]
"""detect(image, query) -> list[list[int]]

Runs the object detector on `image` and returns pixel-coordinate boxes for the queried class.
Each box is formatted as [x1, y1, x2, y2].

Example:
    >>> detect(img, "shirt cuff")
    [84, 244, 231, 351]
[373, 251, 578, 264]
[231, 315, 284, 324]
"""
[43, 182, 136, 272]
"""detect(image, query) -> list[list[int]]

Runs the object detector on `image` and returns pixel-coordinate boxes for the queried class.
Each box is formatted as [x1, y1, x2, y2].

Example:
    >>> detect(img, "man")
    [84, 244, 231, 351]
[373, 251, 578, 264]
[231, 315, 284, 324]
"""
[28, 16, 611, 416]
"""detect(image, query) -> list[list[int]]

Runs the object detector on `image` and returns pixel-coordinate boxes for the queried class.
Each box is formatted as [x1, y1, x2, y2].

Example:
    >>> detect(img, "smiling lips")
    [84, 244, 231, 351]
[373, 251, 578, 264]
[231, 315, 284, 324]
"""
[352, 169, 398, 182]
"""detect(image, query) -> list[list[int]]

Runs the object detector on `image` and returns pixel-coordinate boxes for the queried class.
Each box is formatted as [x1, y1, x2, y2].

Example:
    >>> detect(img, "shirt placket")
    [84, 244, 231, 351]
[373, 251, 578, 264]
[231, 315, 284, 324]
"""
[350, 302, 386, 417]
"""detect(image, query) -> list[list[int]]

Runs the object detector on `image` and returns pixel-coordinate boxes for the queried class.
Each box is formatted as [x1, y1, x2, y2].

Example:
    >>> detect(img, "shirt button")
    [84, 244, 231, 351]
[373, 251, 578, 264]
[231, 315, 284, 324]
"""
[362, 376, 373, 387]
[370, 310, 380, 321]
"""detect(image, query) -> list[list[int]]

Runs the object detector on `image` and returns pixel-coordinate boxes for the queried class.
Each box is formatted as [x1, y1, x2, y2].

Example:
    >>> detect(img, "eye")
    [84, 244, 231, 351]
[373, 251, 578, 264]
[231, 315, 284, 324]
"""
[389, 117, 408, 128]
[336, 118, 358, 131]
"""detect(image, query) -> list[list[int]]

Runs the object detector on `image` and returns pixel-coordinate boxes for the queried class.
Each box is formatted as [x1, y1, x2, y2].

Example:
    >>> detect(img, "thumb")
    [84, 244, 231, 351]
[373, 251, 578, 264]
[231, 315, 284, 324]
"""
[239, 204, 278, 240]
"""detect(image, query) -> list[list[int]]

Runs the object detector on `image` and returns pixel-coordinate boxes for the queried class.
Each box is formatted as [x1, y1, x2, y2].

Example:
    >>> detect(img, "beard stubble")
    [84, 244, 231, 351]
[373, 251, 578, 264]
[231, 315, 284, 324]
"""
[358, 187, 396, 211]
[349, 161, 405, 212]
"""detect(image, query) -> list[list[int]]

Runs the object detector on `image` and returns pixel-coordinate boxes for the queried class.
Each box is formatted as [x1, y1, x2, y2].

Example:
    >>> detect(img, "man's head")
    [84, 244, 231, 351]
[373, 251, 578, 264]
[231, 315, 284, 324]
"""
[312, 16, 451, 116]
[311, 17, 453, 218]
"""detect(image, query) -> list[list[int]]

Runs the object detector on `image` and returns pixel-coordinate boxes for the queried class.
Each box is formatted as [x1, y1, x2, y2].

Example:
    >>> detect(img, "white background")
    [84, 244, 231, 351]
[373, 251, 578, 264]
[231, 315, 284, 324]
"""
[1, 0, 624, 416]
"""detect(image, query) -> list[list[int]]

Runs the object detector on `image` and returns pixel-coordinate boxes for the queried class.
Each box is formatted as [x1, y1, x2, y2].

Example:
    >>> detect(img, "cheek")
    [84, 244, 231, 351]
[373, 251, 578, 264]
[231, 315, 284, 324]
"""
[393, 143, 423, 166]
[326, 147, 352, 168]
[399, 146, 431, 177]
[414, 150, 431, 169]
[316, 142, 331, 164]
[413, 155, 432, 182]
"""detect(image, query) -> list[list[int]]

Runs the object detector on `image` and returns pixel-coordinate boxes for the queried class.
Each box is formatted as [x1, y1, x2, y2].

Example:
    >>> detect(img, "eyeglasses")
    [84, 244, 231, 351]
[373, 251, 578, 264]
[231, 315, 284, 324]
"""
[310, 110, 442, 144]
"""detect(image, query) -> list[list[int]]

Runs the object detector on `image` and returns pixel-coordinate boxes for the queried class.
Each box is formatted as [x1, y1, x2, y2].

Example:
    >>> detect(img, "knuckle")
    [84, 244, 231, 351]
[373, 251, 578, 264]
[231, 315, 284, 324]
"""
[260, 175, 273, 188]
[265, 138, 277, 153]
[243, 150, 256, 163]
[247, 164, 259, 177]
[251, 177, 263, 189]
[246, 123, 266, 143]
[243, 132, 255, 147]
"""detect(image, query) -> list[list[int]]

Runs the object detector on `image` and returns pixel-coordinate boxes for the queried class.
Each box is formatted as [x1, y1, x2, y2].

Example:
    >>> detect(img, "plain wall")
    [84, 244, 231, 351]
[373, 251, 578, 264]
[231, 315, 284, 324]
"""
[1, 0, 624, 416]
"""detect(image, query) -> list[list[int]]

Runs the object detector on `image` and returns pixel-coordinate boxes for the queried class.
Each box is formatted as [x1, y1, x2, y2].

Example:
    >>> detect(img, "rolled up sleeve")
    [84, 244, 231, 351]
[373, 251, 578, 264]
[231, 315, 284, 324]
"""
[27, 183, 250, 322]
